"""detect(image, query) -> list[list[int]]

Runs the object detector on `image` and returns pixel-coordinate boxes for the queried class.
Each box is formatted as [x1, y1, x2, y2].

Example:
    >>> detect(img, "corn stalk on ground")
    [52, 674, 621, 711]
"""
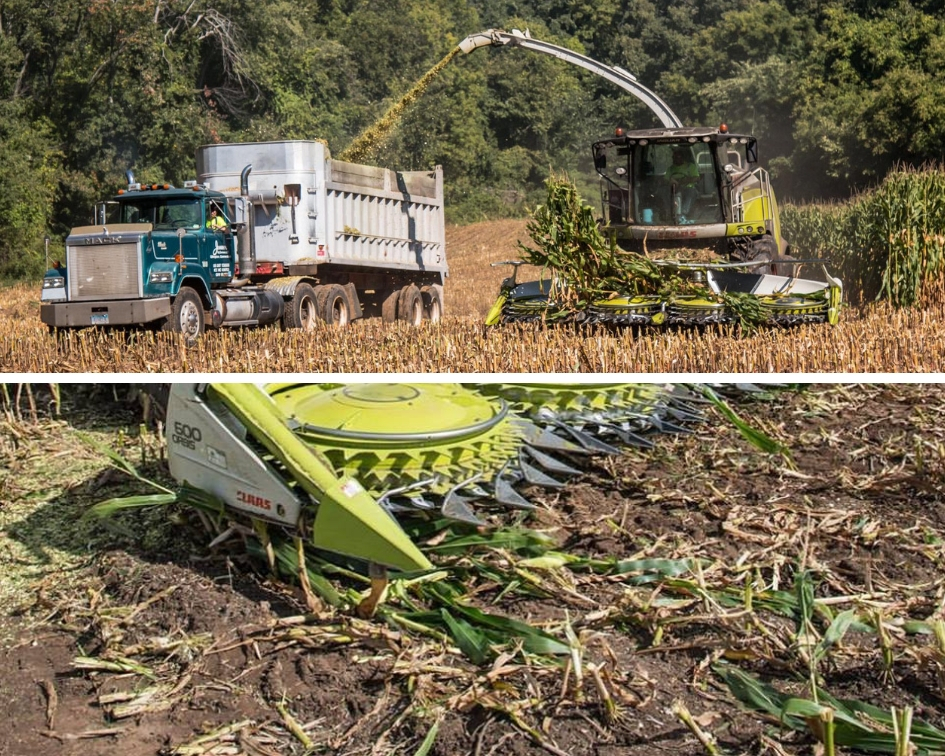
[5, 278, 945, 372]
[2, 384, 945, 756]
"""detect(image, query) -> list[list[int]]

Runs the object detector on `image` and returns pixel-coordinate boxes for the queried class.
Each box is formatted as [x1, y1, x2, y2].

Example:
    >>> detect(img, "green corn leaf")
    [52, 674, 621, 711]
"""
[700, 386, 789, 457]
[716, 664, 945, 753]
[781, 697, 830, 719]
[86, 493, 179, 519]
[264, 540, 343, 607]
[610, 557, 699, 583]
[518, 552, 578, 570]
[76, 431, 140, 476]
[794, 570, 816, 630]
[445, 603, 570, 656]
[814, 609, 858, 662]
[440, 609, 490, 664]
[412, 720, 440, 756]
[422, 527, 555, 556]
[902, 620, 934, 635]
[713, 663, 792, 720]
[77, 431, 174, 493]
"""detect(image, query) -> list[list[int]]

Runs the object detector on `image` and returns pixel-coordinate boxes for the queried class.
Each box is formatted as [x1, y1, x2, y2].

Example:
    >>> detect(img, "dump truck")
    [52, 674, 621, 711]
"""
[41, 140, 447, 338]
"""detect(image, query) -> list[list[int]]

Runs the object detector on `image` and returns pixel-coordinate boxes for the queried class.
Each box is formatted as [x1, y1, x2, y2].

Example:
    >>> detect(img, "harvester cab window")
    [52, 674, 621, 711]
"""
[633, 142, 722, 226]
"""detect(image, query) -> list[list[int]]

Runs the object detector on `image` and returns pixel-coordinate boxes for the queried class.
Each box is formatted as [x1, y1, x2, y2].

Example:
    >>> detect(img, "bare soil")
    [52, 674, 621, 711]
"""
[1, 383, 945, 755]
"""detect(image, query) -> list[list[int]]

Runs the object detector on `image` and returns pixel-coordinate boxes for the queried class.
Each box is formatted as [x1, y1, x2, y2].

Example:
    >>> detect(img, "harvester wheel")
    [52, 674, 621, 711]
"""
[746, 236, 778, 274]
[397, 285, 423, 326]
[421, 285, 443, 322]
[317, 284, 351, 327]
[165, 286, 205, 342]
[284, 283, 319, 331]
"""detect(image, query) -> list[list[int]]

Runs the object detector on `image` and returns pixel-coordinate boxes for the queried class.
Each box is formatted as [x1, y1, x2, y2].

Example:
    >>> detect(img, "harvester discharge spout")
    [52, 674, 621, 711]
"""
[456, 28, 682, 129]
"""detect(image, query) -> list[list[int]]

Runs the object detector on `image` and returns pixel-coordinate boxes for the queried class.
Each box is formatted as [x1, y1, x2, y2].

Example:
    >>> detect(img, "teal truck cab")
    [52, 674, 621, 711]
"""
[41, 181, 283, 337]
[41, 140, 448, 338]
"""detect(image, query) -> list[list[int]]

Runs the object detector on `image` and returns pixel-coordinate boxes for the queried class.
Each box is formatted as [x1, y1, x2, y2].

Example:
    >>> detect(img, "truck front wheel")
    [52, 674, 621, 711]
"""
[165, 287, 205, 341]
[284, 283, 319, 331]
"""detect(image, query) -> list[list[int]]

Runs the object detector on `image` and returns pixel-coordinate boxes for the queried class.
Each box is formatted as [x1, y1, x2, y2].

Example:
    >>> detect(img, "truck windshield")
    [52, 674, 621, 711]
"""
[119, 198, 202, 230]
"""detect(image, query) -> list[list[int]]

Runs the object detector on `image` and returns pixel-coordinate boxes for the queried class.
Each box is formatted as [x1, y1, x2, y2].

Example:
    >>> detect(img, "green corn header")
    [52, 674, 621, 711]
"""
[165, 383, 706, 578]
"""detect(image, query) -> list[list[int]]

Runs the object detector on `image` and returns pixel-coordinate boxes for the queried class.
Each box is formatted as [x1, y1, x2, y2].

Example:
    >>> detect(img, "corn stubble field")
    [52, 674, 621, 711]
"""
[5, 166, 945, 373]
[2, 384, 945, 756]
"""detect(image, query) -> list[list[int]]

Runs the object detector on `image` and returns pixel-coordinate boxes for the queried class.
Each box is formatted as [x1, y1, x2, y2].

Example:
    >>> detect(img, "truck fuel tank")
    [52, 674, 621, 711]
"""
[211, 288, 284, 328]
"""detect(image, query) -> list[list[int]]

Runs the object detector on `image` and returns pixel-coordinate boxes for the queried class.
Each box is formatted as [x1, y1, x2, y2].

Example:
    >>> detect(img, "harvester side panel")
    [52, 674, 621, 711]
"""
[166, 384, 304, 527]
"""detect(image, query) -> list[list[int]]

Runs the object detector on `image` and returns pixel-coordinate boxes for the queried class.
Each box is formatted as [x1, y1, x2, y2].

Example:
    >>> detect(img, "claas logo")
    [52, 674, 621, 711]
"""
[236, 490, 272, 511]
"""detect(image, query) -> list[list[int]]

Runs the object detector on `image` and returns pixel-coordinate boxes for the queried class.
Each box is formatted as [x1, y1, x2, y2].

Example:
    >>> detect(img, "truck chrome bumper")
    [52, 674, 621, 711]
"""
[41, 298, 172, 327]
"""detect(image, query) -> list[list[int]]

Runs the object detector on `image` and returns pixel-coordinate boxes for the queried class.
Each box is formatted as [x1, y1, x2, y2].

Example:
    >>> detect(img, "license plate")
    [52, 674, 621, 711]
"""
[91, 312, 109, 325]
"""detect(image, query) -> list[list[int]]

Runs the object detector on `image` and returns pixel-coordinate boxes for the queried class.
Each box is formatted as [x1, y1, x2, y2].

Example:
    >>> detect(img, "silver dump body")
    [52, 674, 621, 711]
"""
[196, 140, 447, 278]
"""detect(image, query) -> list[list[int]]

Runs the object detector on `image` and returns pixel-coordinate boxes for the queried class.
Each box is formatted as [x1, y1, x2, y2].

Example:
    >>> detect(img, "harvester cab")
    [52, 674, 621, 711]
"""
[592, 125, 784, 266]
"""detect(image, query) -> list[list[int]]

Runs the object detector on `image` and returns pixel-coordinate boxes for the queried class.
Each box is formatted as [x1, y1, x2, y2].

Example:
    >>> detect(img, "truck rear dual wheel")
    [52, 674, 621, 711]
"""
[421, 285, 442, 323]
[378, 284, 433, 325]
[283, 283, 319, 331]
[284, 283, 352, 330]
[317, 284, 351, 327]
[397, 285, 423, 326]
[165, 286, 205, 341]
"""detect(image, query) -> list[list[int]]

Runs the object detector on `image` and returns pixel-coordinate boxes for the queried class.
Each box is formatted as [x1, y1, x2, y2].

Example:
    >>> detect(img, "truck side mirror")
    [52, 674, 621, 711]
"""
[231, 197, 248, 226]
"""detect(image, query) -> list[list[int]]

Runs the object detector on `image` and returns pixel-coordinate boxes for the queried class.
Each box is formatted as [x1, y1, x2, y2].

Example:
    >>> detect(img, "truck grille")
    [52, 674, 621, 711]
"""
[67, 242, 141, 301]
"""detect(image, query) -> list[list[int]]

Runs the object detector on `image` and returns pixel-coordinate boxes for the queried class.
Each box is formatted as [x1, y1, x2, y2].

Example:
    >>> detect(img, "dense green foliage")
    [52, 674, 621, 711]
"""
[1, 0, 943, 278]
[781, 166, 945, 306]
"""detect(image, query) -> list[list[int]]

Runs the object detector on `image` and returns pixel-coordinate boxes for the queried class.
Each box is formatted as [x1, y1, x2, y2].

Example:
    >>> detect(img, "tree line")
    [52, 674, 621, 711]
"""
[1, 0, 942, 278]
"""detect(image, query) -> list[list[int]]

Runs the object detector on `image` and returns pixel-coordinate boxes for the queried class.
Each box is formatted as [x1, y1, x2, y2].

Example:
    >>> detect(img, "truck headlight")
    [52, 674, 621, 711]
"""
[149, 270, 174, 284]
[43, 276, 66, 289]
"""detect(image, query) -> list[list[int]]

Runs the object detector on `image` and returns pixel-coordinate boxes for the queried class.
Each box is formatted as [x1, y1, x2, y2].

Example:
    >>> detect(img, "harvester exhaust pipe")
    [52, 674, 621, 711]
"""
[234, 164, 256, 283]
[125, 169, 135, 185]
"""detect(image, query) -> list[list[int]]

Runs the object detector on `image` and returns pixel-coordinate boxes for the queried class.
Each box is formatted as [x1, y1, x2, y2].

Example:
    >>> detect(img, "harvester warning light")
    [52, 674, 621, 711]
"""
[719, 123, 729, 133]
[614, 127, 625, 137]
[341, 479, 365, 497]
